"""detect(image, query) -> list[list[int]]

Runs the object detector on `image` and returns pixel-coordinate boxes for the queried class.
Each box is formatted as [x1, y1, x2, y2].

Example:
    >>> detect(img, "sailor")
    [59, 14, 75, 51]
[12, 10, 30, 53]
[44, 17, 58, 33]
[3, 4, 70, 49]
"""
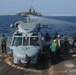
[56, 35, 61, 57]
[63, 32, 69, 50]
[50, 40, 59, 64]
[56, 35, 61, 48]
[44, 33, 51, 57]
[72, 32, 76, 47]
[44, 32, 51, 41]
[0, 34, 7, 53]
[54, 31, 58, 39]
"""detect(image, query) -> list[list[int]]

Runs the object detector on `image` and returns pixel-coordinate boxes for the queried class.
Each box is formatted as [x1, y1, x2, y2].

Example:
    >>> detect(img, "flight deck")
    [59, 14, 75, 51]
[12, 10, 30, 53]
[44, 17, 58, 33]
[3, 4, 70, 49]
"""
[0, 39, 76, 75]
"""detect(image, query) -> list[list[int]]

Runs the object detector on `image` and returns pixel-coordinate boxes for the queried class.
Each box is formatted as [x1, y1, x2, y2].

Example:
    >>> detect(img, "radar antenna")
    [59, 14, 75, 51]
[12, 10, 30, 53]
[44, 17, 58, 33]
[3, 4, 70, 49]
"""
[30, 0, 34, 9]
[29, 0, 35, 13]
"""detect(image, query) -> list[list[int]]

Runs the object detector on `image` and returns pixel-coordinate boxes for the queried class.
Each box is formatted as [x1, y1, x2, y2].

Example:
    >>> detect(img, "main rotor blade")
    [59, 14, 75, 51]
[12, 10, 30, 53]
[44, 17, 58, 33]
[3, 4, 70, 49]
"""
[29, 16, 75, 25]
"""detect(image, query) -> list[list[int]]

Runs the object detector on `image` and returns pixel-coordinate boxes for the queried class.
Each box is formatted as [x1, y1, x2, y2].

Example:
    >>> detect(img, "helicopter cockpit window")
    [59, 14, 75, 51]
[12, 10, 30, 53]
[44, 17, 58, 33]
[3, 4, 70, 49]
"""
[30, 37, 39, 46]
[12, 37, 22, 46]
[23, 37, 29, 45]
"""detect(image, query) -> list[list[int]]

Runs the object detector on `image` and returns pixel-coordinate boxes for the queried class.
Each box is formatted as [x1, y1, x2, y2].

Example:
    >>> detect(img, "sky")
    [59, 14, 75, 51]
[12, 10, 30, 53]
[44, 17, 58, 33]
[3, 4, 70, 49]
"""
[0, 0, 76, 15]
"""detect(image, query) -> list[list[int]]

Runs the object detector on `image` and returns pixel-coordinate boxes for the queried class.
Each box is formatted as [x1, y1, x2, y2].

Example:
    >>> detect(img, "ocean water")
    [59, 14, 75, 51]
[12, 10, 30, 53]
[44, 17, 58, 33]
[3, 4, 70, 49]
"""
[0, 15, 76, 38]
[0, 15, 25, 36]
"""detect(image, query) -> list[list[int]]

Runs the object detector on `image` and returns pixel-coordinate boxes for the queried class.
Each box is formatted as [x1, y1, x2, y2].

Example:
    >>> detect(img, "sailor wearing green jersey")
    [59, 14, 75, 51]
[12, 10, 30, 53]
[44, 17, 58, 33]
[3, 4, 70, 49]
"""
[50, 40, 59, 64]
[0, 34, 7, 53]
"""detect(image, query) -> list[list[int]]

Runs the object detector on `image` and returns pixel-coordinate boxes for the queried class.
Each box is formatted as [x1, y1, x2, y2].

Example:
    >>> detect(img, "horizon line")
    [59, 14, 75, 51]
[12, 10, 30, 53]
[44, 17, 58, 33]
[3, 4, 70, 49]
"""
[0, 14, 76, 16]
[44, 14, 76, 16]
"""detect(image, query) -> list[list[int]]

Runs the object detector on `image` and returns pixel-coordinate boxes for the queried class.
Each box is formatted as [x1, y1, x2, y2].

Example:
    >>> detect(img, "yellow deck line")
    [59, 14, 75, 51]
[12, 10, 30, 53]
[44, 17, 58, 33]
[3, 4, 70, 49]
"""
[5, 57, 48, 73]
[55, 69, 76, 73]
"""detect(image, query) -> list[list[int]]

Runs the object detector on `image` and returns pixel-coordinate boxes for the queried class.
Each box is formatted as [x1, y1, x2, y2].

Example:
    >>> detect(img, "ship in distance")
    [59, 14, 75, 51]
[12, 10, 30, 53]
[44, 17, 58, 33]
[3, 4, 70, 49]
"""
[16, 7, 42, 17]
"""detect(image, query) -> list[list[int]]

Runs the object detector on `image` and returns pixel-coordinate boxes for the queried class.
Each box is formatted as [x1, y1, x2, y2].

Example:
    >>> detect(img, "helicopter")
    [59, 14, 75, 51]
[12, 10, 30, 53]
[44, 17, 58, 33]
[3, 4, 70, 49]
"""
[9, 16, 48, 64]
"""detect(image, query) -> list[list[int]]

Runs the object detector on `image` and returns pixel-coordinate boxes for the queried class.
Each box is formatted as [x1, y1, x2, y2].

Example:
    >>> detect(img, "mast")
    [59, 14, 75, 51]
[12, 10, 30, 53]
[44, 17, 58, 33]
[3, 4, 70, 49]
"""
[29, 0, 35, 13]
[30, 0, 34, 9]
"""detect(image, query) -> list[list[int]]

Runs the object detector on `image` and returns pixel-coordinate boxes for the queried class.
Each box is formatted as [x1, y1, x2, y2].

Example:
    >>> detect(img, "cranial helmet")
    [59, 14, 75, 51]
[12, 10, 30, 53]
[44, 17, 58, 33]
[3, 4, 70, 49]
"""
[53, 39, 56, 43]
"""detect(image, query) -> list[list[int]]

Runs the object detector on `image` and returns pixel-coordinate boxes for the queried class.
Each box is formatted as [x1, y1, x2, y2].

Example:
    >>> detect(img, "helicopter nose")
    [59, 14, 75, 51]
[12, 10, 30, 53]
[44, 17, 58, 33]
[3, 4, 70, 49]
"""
[20, 53, 28, 63]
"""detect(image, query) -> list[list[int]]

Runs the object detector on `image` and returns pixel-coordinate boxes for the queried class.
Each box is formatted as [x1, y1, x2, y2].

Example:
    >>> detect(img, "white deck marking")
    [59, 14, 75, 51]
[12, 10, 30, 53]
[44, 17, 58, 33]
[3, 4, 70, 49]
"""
[65, 64, 74, 67]
[72, 54, 76, 57]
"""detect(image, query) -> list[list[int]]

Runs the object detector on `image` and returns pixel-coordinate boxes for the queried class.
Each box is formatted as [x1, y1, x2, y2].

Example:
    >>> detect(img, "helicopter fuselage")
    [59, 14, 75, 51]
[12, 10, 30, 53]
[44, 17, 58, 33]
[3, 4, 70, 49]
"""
[9, 20, 44, 64]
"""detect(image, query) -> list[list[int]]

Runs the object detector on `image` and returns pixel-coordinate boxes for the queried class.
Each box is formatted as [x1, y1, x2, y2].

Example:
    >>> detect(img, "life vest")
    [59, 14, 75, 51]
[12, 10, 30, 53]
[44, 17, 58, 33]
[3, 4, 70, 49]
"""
[1, 37, 6, 44]
[50, 43, 58, 52]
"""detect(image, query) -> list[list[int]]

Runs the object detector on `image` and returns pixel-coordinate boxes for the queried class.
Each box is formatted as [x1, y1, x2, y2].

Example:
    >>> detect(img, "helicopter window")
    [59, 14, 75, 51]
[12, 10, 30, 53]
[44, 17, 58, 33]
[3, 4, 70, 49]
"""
[12, 37, 22, 46]
[15, 33, 22, 36]
[23, 37, 29, 45]
[30, 37, 39, 46]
